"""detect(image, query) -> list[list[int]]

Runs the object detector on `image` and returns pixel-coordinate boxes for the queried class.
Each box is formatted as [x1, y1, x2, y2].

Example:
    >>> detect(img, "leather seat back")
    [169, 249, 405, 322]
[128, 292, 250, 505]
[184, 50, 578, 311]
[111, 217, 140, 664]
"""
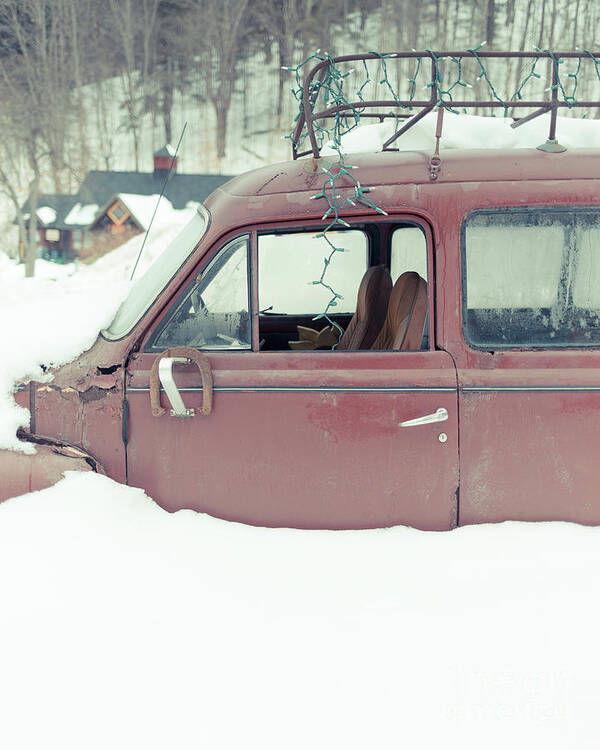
[371, 271, 428, 350]
[337, 265, 392, 350]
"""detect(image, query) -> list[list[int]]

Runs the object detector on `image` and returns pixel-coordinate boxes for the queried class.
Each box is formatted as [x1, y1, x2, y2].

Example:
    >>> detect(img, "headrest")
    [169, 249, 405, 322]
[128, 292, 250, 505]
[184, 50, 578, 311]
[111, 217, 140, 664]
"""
[355, 264, 393, 320]
[372, 271, 427, 350]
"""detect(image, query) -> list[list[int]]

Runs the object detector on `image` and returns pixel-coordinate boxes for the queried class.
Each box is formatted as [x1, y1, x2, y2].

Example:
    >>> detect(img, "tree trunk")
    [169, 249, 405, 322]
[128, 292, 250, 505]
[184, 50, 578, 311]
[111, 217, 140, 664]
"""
[14, 209, 26, 262]
[162, 57, 174, 144]
[486, 0, 496, 46]
[215, 103, 229, 160]
[277, 41, 286, 127]
[25, 174, 39, 278]
[538, 0, 547, 48]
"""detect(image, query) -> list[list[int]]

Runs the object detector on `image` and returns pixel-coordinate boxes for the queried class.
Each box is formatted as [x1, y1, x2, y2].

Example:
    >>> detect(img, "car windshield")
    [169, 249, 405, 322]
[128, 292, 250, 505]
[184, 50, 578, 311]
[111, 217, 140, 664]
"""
[103, 207, 209, 340]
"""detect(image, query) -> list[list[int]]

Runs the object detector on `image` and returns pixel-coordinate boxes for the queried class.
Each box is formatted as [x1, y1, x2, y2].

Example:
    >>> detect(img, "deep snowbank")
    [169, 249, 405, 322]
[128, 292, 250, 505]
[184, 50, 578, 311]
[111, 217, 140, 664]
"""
[0, 470, 597, 749]
[0, 204, 195, 452]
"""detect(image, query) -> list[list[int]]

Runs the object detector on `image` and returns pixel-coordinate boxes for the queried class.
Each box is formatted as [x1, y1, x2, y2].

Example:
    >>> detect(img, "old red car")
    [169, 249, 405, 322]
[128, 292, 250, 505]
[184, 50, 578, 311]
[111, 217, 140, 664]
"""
[5, 51, 600, 530]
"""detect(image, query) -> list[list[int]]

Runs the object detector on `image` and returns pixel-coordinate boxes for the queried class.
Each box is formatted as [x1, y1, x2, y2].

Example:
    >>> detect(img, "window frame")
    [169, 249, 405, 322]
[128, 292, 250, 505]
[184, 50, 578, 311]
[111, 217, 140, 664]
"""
[254, 214, 436, 354]
[145, 233, 252, 352]
[461, 205, 600, 352]
[142, 213, 437, 355]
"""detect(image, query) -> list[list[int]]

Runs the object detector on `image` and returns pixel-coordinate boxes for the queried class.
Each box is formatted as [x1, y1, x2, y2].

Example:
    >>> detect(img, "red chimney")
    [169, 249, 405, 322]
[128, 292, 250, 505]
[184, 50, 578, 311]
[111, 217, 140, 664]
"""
[153, 144, 177, 178]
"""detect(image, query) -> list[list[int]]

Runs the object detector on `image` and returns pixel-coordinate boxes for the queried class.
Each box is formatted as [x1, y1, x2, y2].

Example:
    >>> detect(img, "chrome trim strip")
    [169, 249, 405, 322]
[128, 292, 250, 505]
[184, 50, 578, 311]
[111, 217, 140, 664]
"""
[128, 385, 456, 394]
[462, 385, 600, 392]
[129, 384, 600, 394]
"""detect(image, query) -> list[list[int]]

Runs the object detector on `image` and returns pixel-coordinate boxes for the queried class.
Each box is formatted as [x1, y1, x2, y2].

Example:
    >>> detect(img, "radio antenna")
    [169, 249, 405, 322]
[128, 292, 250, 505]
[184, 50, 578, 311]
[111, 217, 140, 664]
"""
[129, 121, 188, 281]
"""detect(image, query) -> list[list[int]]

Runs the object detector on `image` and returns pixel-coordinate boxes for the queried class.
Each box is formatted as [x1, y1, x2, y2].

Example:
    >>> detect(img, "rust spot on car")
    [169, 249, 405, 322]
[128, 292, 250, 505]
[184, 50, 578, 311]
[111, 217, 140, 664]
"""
[79, 386, 114, 404]
[256, 172, 285, 194]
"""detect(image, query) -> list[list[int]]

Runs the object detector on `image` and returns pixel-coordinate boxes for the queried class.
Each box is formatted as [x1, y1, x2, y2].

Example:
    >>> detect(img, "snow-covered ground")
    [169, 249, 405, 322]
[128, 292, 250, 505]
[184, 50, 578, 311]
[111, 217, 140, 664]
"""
[3, 119, 600, 746]
[0, 202, 196, 452]
[1, 471, 599, 748]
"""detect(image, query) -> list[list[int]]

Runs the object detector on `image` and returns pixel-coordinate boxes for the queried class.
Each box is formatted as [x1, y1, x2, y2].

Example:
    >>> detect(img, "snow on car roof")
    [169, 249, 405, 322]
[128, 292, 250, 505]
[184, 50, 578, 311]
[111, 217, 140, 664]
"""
[221, 112, 600, 199]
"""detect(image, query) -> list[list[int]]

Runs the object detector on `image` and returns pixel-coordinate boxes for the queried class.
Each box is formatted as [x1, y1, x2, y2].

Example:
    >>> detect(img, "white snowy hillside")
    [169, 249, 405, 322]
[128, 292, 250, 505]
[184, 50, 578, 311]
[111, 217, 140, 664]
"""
[324, 111, 600, 156]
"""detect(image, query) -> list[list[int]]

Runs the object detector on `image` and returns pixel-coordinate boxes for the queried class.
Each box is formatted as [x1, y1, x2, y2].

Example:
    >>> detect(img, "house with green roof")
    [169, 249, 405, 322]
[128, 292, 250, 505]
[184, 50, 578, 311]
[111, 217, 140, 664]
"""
[19, 146, 232, 262]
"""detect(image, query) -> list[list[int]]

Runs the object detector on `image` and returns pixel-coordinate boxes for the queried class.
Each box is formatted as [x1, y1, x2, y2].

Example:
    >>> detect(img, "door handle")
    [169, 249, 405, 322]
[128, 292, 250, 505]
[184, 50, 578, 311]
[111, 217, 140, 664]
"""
[150, 346, 213, 418]
[159, 357, 194, 417]
[399, 407, 448, 427]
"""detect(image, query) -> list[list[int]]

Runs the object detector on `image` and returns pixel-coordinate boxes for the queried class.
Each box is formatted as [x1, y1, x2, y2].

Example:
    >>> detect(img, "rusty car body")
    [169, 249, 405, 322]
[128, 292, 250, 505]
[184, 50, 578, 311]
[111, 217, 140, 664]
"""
[5, 51, 600, 531]
[5, 146, 600, 530]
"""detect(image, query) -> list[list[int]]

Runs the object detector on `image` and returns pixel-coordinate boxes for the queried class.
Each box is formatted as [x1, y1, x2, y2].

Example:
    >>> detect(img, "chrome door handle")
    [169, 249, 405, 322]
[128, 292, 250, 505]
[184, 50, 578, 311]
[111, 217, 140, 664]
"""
[399, 407, 448, 427]
[159, 357, 195, 417]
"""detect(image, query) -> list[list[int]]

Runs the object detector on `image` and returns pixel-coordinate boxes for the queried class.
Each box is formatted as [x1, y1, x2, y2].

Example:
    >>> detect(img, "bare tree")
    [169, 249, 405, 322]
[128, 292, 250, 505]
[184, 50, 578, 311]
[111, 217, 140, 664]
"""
[177, 0, 251, 160]
[0, 139, 29, 261]
[109, 0, 160, 170]
[0, 0, 57, 276]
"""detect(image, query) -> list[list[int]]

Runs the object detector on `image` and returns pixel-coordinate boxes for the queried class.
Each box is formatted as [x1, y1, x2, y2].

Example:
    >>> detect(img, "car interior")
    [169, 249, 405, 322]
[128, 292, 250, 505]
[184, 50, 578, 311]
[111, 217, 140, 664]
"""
[257, 221, 429, 352]
[148, 221, 430, 352]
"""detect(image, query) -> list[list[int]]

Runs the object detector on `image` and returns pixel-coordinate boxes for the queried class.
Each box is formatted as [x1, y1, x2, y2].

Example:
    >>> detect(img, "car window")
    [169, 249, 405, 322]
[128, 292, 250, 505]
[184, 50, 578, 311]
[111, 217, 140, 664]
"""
[104, 207, 209, 340]
[258, 230, 368, 314]
[390, 226, 428, 282]
[148, 235, 250, 350]
[463, 209, 600, 348]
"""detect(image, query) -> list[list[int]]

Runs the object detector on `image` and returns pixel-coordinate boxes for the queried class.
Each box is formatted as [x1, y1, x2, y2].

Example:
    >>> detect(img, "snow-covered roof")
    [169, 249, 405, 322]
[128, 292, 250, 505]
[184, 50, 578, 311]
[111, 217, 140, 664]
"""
[154, 144, 176, 158]
[64, 202, 99, 226]
[112, 193, 177, 231]
[36, 206, 57, 225]
[18, 172, 231, 230]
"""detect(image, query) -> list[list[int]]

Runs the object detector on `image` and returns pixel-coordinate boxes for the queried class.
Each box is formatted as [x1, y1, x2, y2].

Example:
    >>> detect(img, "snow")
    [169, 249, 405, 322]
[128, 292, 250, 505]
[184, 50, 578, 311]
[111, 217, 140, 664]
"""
[0, 204, 196, 452]
[160, 142, 177, 156]
[36, 205, 57, 225]
[0, 470, 599, 749]
[325, 111, 600, 156]
[64, 202, 99, 225]
[117, 193, 181, 231]
[2, 112, 600, 746]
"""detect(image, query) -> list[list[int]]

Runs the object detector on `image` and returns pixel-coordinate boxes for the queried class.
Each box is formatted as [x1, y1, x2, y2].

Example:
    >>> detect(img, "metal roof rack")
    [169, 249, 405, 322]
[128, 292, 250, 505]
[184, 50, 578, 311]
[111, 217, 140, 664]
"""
[291, 50, 600, 159]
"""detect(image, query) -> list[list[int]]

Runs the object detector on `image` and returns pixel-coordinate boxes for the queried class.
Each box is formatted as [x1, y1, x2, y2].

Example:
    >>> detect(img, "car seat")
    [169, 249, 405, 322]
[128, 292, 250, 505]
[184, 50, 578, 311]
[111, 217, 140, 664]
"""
[371, 271, 428, 350]
[288, 264, 392, 350]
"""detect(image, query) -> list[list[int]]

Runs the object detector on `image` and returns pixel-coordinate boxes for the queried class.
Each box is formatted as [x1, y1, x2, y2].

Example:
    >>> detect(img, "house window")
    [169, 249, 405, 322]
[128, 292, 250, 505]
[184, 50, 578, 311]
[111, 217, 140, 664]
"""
[46, 229, 60, 242]
[107, 201, 129, 225]
[72, 230, 84, 250]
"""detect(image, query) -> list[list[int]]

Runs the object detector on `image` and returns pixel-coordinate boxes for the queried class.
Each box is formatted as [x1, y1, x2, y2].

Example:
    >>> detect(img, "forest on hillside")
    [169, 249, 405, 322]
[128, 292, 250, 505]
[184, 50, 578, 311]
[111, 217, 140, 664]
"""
[1, 0, 600, 258]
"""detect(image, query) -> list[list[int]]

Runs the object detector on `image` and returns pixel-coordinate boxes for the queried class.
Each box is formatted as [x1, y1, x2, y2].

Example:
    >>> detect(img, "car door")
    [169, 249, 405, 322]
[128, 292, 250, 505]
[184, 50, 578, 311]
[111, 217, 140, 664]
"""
[125, 219, 459, 530]
[457, 206, 600, 525]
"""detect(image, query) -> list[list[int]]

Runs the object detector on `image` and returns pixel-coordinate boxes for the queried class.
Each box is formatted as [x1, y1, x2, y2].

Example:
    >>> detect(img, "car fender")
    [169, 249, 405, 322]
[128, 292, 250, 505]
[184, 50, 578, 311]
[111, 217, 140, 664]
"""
[0, 433, 104, 503]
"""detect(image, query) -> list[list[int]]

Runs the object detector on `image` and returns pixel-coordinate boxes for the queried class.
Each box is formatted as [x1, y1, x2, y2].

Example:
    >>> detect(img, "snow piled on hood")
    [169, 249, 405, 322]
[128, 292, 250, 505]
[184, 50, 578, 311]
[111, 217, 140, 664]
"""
[322, 110, 600, 155]
[0, 204, 196, 452]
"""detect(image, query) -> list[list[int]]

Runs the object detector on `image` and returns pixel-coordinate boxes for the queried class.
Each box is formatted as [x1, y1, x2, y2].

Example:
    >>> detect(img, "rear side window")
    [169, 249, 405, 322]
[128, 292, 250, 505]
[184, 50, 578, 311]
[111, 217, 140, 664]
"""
[463, 209, 600, 349]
